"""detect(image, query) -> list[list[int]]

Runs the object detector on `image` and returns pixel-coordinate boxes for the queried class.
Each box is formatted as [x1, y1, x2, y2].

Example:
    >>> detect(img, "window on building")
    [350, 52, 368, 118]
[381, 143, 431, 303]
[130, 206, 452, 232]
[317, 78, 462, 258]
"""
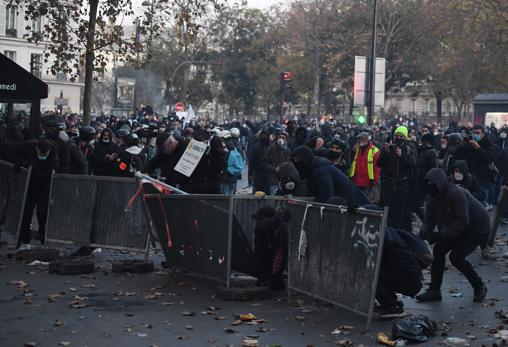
[4, 50, 16, 62]
[32, 16, 42, 33]
[56, 71, 67, 81]
[5, 6, 17, 37]
[30, 53, 42, 79]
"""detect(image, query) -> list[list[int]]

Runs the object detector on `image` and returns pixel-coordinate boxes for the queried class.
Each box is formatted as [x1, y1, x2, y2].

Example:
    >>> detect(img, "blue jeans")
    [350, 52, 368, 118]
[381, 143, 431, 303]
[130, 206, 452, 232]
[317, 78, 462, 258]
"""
[220, 182, 237, 195]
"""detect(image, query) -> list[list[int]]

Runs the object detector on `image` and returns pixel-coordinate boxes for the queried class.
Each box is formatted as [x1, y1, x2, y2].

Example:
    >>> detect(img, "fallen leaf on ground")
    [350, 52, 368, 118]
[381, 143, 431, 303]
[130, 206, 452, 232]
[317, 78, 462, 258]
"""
[242, 339, 259, 347]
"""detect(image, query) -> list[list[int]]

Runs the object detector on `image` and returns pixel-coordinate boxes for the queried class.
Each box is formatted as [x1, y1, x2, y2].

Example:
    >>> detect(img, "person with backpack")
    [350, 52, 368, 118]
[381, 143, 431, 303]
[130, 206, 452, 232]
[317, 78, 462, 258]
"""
[220, 130, 244, 195]
[261, 131, 291, 195]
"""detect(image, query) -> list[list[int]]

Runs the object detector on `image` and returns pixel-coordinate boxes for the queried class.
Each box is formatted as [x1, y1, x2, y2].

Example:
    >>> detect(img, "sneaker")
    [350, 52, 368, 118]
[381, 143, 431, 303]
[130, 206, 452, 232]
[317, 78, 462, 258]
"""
[374, 300, 403, 313]
[416, 288, 442, 302]
[71, 246, 94, 258]
[16, 243, 31, 251]
[378, 305, 408, 320]
[473, 285, 487, 302]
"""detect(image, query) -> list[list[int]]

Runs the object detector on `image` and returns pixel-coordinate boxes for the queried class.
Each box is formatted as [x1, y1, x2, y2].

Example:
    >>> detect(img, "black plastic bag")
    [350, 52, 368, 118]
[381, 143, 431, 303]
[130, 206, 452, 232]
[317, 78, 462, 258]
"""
[392, 315, 438, 343]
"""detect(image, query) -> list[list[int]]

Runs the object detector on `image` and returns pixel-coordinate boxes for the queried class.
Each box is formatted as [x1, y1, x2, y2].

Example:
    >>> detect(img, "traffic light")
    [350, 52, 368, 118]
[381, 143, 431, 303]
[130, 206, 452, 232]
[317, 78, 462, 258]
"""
[282, 71, 293, 89]
[356, 114, 367, 124]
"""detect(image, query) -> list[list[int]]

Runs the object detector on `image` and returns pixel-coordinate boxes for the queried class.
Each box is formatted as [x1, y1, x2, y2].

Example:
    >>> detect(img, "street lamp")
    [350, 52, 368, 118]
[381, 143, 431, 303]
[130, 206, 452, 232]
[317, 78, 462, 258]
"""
[368, 0, 378, 126]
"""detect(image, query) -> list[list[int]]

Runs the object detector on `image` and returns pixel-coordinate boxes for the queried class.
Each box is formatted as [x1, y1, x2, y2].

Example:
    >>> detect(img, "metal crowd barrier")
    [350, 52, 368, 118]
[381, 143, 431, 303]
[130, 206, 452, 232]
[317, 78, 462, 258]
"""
[0, 160, 31, 244]
[46, 174, 150, 252]
[143, 194, 233, 286]
[287, 200, 388, 328]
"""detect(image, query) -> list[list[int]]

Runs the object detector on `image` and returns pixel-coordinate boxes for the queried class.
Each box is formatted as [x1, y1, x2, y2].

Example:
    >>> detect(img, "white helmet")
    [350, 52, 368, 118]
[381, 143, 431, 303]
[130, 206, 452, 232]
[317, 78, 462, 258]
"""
[230, 127, 241, 139]
[220, 130, 231, 139]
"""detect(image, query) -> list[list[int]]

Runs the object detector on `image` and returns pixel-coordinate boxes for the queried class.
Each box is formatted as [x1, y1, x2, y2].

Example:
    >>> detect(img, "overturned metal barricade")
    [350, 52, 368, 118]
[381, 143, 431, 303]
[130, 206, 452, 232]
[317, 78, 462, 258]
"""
[287, 200, 387, 328]
[46, 174, 150, 252]
[143, 194, 233, 285]
[0, 160, 31, 243]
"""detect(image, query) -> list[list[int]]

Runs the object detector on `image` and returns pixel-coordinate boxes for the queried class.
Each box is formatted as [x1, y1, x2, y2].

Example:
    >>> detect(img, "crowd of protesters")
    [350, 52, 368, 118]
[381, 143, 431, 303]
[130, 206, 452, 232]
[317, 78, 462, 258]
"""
[1, 107, 507, 319]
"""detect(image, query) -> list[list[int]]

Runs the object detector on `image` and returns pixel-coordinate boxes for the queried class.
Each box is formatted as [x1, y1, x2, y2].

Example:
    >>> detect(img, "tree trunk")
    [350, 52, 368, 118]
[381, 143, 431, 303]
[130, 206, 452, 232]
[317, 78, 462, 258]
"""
[82, 0, 99, 126]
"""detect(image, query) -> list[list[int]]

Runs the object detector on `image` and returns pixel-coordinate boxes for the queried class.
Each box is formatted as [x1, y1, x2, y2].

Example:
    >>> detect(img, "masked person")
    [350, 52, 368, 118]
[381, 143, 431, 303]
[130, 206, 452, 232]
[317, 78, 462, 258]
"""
[321, 137, 349, 175]
[249, 129, 271, 193]
[16, 139, 59, 249]
[448, 160, 486, 203]
[414, 133, 438, 221]
[276, 161, 310, 197]
[349, 132, 380, 199]
[89, 128, 120, 176]
[377, 126, 416, 229]
[116, 133, 146, 177]
[261, 132, 291, 195]
[416, 168, 489, 303]
[69, 126, 95, 175]
[41, 116, 71, 173]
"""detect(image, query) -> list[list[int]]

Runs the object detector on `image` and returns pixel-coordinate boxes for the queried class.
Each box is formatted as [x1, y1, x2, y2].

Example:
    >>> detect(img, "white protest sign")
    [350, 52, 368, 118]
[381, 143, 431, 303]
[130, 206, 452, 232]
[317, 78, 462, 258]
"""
[174, 139, 208, 177]
[183, 105, 196, 128]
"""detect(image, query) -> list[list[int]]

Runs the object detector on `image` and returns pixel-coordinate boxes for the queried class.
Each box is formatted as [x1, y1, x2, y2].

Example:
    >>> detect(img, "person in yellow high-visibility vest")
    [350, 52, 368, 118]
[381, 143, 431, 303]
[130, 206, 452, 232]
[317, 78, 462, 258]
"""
[349, 132, 380, 200]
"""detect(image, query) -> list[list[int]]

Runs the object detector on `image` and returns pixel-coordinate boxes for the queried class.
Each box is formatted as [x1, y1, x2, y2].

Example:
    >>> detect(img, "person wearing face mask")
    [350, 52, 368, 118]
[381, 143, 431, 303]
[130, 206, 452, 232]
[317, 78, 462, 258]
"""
[89, 128, 121, 176]
[249, 129, 271, 193]
[261, 132, 291, 195]
[416, 168, 489, 303]
[41, 116, 71, 173]
[289, 126, 308, 150]
[497, 128, 508, 150]
[276, 161, 310, 197]
[15, 139, 59, 250]
[348, 132, 380, 201]
[448, 160, 486, 203]
[377, 126, 417, 229]
[321, 137, 349, 175]
[465, 125, 495, 205]
[440, 133, 465, 175]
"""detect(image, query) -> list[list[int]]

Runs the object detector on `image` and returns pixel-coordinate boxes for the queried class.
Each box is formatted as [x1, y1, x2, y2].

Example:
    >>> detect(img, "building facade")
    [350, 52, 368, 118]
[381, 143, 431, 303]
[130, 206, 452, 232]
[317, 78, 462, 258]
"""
[0, 1, 82, 114]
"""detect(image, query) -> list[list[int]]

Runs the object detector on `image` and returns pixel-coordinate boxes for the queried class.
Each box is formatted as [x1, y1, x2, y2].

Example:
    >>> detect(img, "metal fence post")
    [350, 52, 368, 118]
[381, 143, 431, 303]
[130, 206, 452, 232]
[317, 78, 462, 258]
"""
[366, 206, 388, 329]
[226, 195, 234, 289]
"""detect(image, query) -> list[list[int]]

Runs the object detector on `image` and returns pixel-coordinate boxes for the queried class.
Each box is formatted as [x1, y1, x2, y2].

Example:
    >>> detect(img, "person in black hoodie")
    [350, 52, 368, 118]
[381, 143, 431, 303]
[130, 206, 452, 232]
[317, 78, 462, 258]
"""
[89, 128, 120, 176]
[249, 129, 270, 193]
[448, 160, 486, 203]
[276, 161, 311, 197]
[289, 126, 308, 151]
[292, 145, 367, 206]
[416, 168, 489, 303]
[16, 139, 59, 249]
[414, 133, 438, 221]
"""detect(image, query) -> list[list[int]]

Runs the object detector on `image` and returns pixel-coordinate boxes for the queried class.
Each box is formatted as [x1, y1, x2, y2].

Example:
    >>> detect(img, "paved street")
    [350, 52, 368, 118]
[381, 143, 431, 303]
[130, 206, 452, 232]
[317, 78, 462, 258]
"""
[0, 231, 507, 347]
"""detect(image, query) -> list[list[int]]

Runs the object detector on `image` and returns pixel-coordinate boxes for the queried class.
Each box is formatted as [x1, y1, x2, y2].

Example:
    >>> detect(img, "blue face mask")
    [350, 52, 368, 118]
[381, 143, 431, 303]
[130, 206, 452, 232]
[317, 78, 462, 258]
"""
[37, 154, 49, 160]
[472, 134, 482, 142]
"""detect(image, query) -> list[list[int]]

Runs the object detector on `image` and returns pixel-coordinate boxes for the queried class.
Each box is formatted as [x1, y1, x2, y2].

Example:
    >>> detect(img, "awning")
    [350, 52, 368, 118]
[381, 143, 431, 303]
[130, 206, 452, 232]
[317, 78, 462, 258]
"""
[0, 53, 48, 100]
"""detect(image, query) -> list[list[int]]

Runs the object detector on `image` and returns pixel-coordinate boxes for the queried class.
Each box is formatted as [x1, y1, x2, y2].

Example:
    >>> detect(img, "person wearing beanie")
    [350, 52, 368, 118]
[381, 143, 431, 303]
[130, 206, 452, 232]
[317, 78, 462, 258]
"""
[321, 137, 350, 175]
[377, 125, 417, 229]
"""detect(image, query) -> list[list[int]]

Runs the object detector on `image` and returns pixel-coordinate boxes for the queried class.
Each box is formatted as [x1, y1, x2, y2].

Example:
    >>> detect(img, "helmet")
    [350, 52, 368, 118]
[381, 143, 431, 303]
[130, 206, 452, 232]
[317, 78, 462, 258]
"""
[220, 130, 231, 139]
[447, 133, 462, 146]
[230, 127, 241, 139]
[116, 128, 130, 140]
[79, 126, 96, 142]
[125, 133, 140, 147]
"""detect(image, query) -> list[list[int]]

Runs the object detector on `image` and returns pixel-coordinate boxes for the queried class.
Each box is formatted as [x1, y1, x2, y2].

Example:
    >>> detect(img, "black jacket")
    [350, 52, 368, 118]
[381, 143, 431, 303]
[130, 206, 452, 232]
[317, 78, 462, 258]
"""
[418, 145, 437, 185]
[422, 168, 489, 246]
[89, 140, 121, 176]
[293, 146, 363, 205]
[15, 140, 59, 192]
[69, 138, 90, 175]
[144, 140, 189, 187]
[465, 136, 494, 187]
[377, 141, 415, 180]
